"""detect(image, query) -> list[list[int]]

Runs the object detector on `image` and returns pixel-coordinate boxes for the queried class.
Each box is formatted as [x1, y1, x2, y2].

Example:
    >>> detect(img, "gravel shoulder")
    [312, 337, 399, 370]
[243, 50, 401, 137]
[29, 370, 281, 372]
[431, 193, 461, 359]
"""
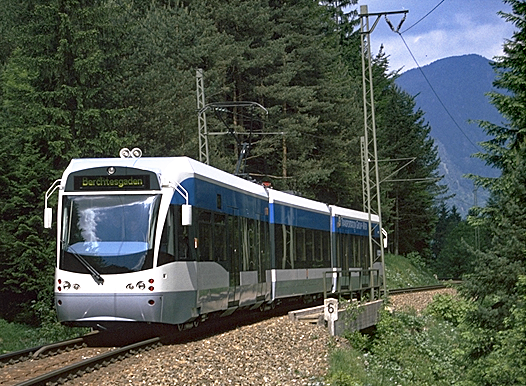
[388, 287, 458, 313]
[65, 288, 455, 385]
[66, 316, 339, 386]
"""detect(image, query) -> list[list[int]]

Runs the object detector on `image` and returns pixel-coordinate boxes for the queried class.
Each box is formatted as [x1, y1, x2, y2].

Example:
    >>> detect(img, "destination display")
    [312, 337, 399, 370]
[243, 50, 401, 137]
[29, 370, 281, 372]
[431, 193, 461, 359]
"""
[72, 174, 151, 191]
[335, 216, 380, 237]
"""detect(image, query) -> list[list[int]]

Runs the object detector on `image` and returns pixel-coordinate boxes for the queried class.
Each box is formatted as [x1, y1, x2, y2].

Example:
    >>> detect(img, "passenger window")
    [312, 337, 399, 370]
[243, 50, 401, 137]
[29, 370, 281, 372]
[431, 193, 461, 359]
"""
[214, 213, 226, 262]
[199, 210, 213, 261]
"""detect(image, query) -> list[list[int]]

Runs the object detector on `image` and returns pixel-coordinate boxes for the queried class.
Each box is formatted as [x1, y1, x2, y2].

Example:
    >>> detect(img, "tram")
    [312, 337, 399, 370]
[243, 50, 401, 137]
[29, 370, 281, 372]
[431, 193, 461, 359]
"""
[44, 150, 383, 329]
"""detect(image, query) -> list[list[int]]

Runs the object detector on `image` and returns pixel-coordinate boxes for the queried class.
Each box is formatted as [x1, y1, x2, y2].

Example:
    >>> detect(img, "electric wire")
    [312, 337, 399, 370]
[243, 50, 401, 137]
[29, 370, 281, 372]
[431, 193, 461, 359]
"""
[397, 32, 482, 153]
[387, 0, 484, 154]
[401, 0, 447, 33]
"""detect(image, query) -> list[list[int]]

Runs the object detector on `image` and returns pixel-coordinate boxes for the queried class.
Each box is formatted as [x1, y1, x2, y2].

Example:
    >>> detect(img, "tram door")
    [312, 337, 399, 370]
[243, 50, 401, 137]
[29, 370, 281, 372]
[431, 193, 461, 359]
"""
[227, 214, 270, 307]
[227, 215, 240, 307]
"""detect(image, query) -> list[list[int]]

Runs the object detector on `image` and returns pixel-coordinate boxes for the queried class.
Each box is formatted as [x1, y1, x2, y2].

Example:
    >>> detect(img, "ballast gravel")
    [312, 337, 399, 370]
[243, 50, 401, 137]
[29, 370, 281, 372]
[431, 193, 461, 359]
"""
[64, 289, 454, 386]
[66, 316, 339, 386]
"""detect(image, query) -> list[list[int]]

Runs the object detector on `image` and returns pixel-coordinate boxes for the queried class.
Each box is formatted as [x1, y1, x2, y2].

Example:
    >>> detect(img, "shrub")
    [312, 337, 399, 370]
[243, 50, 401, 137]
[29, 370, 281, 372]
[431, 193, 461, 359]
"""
[425, 292, 473, 325]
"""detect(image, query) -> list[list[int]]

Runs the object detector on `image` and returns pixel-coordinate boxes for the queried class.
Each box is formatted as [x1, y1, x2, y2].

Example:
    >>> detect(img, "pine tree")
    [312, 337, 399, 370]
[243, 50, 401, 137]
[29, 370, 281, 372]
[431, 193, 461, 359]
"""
[461, 1, 526, 383]
[378, 82, 445, 259]
[110, 0, 211, 157]
[190, 0, 365, 207]
[0, 0, 133, 323]
[466, 0, 526, 321]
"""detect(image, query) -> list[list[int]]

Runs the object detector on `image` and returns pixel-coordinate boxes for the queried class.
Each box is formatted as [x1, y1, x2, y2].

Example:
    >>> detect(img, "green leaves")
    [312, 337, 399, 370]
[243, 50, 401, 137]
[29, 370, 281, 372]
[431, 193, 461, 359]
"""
[0, 0, 443, 328]
[457, 1, 526, 383]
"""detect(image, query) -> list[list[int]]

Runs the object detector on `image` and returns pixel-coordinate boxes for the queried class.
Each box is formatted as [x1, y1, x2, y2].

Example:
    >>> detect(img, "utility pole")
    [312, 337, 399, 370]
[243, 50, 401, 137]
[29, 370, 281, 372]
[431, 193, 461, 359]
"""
[196, 68, 209, 165]
[360, 5, 407, 298]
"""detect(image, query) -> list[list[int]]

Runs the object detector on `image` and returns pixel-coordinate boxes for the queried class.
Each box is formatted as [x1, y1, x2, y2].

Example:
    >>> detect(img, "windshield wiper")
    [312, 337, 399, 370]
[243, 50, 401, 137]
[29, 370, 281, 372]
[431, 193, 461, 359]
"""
[68, 247, 105, 285]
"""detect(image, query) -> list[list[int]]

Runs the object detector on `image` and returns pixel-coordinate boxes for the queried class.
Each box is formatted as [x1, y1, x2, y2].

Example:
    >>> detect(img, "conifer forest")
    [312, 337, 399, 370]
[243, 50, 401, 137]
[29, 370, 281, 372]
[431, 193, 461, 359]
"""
[1, 1, 526, 384]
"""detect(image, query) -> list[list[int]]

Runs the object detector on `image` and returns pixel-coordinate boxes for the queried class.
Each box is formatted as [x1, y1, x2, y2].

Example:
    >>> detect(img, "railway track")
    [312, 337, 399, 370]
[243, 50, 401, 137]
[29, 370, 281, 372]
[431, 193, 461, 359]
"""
[1, 285, 456, 385]
[0, 332, 162, 386]
[388, 281, 460, 295]
[0, 301, 295, 386]
[388, 284, 446, 295]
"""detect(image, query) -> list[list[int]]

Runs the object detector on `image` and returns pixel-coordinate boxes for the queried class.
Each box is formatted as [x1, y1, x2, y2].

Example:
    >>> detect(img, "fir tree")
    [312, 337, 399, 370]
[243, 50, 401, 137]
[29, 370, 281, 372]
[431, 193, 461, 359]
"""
[462, 1, 526, 383]
[0, 0, 132, 323]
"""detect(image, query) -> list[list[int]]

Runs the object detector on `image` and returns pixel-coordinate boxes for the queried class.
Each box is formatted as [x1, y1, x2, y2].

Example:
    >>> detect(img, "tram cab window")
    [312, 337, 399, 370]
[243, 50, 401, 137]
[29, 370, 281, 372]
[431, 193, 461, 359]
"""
[158, 206, 176, 266]
[158, 205, 193, 266]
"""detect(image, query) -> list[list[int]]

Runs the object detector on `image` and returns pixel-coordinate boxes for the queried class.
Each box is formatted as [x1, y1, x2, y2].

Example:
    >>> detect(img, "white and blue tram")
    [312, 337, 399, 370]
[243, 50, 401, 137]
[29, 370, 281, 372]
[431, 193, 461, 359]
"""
[44, 153, 383, 328]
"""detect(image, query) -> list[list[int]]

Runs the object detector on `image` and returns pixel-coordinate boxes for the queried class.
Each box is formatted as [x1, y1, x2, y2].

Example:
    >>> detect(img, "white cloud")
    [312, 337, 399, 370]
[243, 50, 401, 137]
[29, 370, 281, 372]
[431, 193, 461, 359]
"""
[360, 0, 515, 72]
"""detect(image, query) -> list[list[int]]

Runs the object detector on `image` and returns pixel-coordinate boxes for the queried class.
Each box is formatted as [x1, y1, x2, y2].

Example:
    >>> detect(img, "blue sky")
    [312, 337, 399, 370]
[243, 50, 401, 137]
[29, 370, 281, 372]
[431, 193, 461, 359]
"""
[354, 0, 516, 72]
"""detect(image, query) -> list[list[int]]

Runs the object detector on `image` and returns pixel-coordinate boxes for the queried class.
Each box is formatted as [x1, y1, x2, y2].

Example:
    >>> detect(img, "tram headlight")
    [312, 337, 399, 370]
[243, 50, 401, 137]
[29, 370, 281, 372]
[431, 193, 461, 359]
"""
[126, 280, 153, 290]
[63, 281, 71, 290]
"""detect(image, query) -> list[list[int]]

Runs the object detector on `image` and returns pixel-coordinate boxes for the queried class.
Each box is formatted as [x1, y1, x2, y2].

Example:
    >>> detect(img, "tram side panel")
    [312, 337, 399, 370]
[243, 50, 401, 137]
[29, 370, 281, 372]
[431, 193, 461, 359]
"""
[268, 190, 332, 300]
[179, 176, 271, 314]
[330, 206, 382, 294]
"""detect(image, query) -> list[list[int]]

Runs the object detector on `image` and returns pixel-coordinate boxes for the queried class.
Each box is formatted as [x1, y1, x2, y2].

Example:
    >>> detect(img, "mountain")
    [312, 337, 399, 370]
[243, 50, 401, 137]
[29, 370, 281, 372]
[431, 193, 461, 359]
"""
[396, 54, 502, 216]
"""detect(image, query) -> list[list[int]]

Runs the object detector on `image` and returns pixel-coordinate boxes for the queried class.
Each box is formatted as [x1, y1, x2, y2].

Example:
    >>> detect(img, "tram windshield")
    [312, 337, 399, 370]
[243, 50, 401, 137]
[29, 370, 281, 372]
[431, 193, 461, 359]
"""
[60, 194, 161, 275]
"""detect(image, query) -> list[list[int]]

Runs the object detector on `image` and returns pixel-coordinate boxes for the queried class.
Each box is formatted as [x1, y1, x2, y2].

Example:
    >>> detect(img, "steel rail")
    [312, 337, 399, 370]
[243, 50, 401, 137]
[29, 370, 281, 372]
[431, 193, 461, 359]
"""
[0, 346, 40, 367]
[388, 281, 460, 295]
[0, 332, 97, 367]
[14, 336, 161, 386]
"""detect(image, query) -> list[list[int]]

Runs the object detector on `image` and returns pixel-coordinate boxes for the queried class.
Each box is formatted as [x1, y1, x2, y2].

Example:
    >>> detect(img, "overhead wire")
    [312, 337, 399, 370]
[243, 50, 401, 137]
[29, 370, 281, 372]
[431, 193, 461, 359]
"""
[389, 0, 483, 153]
[396, 33, 481, 152]
[401, 0, 446, 33]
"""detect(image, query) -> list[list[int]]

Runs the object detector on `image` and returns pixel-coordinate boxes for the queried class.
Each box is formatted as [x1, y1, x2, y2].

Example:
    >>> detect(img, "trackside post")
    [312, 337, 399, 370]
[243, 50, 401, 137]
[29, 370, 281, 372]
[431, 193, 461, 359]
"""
[324, 298, 339, 336]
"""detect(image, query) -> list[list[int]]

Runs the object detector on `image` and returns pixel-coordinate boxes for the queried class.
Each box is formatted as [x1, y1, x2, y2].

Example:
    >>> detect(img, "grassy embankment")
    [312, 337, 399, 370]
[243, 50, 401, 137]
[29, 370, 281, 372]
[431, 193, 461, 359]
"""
[0, 318, 87, 354]
[384, 252, 440, 289]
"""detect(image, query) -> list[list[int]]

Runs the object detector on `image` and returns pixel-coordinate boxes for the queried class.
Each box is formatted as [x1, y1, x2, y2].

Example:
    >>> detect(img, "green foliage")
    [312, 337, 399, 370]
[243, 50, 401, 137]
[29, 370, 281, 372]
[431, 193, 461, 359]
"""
[459, 276, 526, 386]
[432, 209, 491, 279]
[384, 253, 439, 289]
[425, 292, 473, 325]
[405, 251, 426, 270]
[328, 255, 466, 384]
[327, 347, 366, 386]
[432, 204, 461, 259]
[330, 309, 466, 386]
[0, 319, 43, 353]
[0, 317, 87, 354]
[454, 1, 526, 384]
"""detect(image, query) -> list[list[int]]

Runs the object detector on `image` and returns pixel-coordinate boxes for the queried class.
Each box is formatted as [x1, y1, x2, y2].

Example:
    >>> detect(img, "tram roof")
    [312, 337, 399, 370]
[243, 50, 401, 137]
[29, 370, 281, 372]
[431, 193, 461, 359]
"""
[62, 157, 375, 221]
[330, 205, 379, 223]
[62, 156, 268, 197]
